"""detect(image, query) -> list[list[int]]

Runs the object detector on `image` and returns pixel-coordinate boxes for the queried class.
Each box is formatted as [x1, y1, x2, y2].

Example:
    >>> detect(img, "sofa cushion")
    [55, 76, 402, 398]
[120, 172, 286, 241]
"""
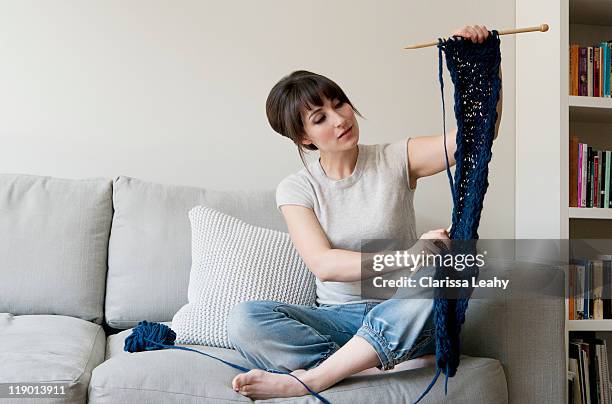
[171, 206, 316, 348]
[0, 174, 112, 323]
[90, 325, 507, 403]
[0, 313, 106, 404]
[105, 176, 287, 329]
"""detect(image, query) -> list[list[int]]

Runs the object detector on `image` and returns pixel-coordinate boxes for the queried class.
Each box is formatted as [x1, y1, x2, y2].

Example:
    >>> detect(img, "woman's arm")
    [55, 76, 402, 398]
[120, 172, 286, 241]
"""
[408, 66, 503, 186]
[279, 204, 368, 282]
[279, 205, 446, 282]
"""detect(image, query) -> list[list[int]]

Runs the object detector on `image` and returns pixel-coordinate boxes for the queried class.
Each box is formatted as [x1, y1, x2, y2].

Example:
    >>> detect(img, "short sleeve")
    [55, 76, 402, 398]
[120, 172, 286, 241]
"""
[381, 137, 414, 192]
[275, 174, 315, 212]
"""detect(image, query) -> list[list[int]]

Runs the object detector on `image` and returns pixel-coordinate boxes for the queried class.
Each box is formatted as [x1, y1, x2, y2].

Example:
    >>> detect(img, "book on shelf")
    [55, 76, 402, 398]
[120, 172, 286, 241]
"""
[570, 257, 612, 321]
[571, 135, 579, 207]
[569, 334, 612, 404]
[570, 42, 612, 97]
[594, 260, 603, 320]
[588, 46, 593, 97]
[596, 342, 611, 404]
[569, 362, 582, 404]
[569, 138, 612, 208]
[595, 153, 599, 208]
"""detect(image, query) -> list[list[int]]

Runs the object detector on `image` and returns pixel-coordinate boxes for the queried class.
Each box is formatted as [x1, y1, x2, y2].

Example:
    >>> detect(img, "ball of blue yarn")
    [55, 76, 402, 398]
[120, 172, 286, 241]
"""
[124, 320, 177, 352]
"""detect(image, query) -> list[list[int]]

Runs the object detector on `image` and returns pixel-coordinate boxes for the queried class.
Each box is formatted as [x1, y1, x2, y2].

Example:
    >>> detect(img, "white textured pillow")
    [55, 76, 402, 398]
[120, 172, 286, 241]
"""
[172, 205, 317, 348]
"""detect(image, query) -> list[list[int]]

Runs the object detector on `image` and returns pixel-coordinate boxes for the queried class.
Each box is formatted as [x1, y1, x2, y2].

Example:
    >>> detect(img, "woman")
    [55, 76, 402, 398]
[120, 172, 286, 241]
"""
[227, 24, 502, 400]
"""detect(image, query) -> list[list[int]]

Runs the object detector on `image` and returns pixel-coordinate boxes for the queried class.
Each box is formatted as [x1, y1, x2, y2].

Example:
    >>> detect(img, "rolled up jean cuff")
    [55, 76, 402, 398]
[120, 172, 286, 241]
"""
[355, 324, 396, 371]
[308, 341, 341, 370]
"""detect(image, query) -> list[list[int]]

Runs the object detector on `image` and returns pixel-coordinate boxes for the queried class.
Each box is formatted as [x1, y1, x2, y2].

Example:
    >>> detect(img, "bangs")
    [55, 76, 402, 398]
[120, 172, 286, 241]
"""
[291, 77, 348, 112]
[283, 74, 351, 136]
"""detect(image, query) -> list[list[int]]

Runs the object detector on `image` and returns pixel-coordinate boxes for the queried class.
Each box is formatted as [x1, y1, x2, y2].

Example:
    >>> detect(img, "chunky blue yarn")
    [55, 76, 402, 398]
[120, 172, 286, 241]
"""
[124, 321, 330, 404]
[413, 30, 501, 404]
[124, 320, 177, 352]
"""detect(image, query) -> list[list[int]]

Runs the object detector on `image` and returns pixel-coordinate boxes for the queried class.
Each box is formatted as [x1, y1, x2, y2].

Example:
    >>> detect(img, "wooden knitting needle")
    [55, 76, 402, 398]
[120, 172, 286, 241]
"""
[404, 24, 549, 49]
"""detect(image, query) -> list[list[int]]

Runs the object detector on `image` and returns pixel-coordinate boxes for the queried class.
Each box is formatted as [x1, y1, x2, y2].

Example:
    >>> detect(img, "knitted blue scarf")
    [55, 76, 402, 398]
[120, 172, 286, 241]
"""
[413, 30, 502, 403]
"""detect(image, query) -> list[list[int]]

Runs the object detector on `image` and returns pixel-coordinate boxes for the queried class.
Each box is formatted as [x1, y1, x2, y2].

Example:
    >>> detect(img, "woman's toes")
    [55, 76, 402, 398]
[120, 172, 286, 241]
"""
[232, 375, 240, 391]
[234, 369, 265, 390]
[233, 373, 249, 390]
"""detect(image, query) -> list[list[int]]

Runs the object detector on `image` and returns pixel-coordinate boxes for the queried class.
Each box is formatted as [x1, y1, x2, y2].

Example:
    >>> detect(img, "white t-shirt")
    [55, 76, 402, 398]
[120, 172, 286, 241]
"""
[276, 138, 419, 305]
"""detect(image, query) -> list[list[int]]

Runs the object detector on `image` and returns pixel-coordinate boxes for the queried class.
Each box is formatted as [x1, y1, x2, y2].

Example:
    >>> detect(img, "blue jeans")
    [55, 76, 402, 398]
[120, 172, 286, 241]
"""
[226, 297, 435, 372]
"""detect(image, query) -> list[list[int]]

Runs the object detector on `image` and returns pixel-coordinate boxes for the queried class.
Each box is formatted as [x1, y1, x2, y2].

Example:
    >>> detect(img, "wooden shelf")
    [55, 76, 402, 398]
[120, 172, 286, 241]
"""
[569, 319, 612, 331]
[569, 207, 612, 219]
[569, 96, 612, 123]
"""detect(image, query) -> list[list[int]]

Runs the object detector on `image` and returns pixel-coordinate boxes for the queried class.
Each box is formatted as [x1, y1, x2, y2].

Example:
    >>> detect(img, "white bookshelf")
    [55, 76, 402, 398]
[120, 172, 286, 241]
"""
[518, 0, 612, 401]
[569, 320, 612, 332]
[567, 0, 612, 402]
[569, 208, 612, 219]
[570, 96, 612, 122]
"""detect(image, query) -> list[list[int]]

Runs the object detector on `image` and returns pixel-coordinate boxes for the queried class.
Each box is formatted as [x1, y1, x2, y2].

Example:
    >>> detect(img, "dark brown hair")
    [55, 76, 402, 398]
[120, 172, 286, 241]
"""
[266, 70, 362, 166]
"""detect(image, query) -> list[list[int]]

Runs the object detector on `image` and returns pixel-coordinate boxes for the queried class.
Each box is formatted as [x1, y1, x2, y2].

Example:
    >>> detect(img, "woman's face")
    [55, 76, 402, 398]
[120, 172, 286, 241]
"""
[300, 96, 359, 152]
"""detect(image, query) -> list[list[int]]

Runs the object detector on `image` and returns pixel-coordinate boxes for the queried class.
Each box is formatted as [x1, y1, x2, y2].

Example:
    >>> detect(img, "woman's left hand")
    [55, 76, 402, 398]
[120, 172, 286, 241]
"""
[451, 25, 490, 43]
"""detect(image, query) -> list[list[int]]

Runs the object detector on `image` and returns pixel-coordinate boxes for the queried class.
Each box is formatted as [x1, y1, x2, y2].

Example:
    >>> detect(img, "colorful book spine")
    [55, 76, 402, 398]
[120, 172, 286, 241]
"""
[603, 150, 612, 208]
[599, 150, 606, 208]
[604, 259, 612, 320]
[595, 153, 600, 208]
[595, 47, 601, 96]
[583, 144, 588, 207]
[606, 151, 612, 208]
[599, 42, 610, 97]
[580, 144, 583, 207]
[586, 261, 591, 319]
[601, 152, 604, 207]
[598, 341, 611, 404]
[570, 42, 612, 97]
[594, 260, 604, 319]
[578, 264, 585, 318]
[571, 44, 579, 96]
[607, 41, 611, 97]
[588, 146, 593, 207]
[588, 47, 594, 97]
[580, 46, 588, 96]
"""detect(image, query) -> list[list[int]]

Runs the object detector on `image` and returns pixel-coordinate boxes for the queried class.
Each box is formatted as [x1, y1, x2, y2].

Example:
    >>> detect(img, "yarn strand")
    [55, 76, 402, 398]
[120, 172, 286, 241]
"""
[124, 321, 330, 404]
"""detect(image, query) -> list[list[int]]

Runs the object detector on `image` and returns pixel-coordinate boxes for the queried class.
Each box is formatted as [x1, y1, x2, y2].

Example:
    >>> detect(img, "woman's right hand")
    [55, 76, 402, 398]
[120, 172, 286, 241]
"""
[419, 228, 451, 256]
[402, 228, 451, 277]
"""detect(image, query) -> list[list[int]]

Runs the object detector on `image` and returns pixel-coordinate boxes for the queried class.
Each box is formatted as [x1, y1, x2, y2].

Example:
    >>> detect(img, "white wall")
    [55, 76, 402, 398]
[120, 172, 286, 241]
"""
[516, 0, 563, 239]
[0, 0, 515, 238]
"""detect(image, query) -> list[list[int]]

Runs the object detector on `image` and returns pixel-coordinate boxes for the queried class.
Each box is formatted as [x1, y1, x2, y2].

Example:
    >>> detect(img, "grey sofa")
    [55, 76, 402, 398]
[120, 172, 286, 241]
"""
[0, 174, 564, 403]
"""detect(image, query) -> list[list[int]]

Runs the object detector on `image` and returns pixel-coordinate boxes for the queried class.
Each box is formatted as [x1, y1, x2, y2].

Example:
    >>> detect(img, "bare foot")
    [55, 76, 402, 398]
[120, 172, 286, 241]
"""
[232, 369, 311, 399]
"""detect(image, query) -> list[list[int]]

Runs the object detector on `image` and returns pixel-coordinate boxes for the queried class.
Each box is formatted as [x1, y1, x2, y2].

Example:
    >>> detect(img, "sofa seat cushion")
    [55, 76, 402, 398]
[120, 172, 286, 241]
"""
[90, 325, 508, 403]
[0, 313, 106, 404]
